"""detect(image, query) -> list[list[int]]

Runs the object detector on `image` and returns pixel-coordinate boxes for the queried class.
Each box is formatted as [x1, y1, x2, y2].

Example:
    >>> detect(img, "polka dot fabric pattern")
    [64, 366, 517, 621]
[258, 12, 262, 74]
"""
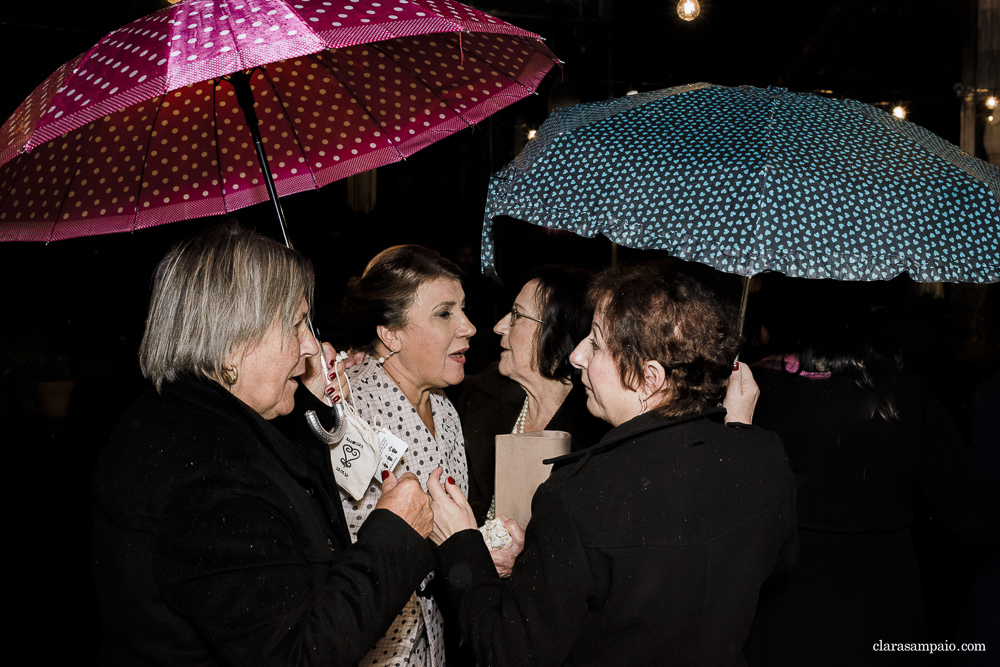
[0, 0, 559, 241]
[340, 358, 468, 667]
[482, 84, 1000, 284]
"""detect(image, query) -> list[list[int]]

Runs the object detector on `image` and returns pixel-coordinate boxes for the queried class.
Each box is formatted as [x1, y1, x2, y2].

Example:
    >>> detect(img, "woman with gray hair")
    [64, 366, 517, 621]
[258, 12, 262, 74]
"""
[93, 223, 435, 667]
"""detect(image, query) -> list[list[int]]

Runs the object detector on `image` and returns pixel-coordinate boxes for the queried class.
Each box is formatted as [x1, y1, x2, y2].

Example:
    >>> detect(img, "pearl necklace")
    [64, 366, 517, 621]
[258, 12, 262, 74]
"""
[513, 397, 529, 434]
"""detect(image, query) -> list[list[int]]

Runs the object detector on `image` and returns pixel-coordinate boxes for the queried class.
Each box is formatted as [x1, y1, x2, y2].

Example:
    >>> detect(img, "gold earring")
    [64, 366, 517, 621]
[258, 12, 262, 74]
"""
[221, 366, 239, 386]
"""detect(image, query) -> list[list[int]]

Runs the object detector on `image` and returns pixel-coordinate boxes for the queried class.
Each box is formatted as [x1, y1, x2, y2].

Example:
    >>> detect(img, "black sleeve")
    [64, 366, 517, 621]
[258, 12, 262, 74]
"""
[436, 483, 599, 667]
[910, 377, 1000, 550]
[156, 480, 434, 667]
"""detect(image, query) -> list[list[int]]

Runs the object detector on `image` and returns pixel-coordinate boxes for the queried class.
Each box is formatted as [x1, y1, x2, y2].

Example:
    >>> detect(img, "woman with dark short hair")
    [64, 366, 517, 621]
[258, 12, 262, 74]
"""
[93, 223, 434, 667]
[449, 266, 610, 529]
[425, 263, 796, 666]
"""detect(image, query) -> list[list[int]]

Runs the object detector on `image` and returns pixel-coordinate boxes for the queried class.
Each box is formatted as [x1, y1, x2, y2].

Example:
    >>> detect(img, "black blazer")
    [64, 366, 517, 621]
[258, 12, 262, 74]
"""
[449, 363, 610, 524]
[93, 377, 433, 666]
[436, 409, 798, 667]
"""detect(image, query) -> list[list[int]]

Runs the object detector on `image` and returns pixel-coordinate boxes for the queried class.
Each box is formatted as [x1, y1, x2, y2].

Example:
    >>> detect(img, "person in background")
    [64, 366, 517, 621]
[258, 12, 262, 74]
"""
[426, 264, 793, 666]
[93, 223, 434, 667]
[744, 278, 1000, 667]
[449, 266, 610, 528]
[337, 244, 475, 667]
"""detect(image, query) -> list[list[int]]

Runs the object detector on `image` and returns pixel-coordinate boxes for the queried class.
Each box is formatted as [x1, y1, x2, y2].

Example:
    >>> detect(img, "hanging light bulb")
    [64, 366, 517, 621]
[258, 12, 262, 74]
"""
[527, 129, 537, 140]
[892, 106, 906, 119]
[626, 89, 639, 96]
[677, 0, 701, 21]
[986, 96, 998, 110]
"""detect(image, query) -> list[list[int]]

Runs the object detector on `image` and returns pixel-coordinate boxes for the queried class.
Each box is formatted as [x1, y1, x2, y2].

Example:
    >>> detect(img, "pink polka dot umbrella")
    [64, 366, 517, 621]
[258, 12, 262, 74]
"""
[0, 0, 559, 242]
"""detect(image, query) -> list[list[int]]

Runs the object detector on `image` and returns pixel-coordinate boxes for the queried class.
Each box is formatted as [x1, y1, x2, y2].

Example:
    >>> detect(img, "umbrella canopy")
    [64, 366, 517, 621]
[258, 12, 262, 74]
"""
[0, 0, 559, 241]
[482, 83, 1000, 283]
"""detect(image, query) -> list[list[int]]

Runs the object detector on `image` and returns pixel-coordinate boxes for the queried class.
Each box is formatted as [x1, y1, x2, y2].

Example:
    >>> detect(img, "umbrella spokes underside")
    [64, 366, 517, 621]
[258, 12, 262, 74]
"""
[0, 0, 559, 241]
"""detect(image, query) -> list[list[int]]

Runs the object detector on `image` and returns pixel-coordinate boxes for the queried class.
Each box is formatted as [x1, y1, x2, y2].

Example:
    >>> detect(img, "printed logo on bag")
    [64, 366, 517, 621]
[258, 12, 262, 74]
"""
[339, 442, 362, 468]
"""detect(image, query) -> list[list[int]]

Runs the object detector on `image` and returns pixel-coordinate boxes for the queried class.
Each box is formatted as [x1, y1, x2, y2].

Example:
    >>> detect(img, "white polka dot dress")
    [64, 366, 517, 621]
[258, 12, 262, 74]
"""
[341, 358, 468, 667]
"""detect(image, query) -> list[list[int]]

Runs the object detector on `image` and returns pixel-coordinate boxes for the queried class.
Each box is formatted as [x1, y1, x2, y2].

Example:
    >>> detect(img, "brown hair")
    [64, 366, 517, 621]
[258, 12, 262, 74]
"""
[589, 263, 740, 418]
[340, 245, 463, 353]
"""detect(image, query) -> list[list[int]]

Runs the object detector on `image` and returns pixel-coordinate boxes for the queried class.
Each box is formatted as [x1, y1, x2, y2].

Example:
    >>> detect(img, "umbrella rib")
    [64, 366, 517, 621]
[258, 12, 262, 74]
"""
[257, 63, 321, 191]
[131, 93, 170, 234]
[319, 51, 407, 163]
[44, 116, 111, 242]
[367, 36, 485, 133]
[211, 81, 231, 214]
[0, 150, 30, 224]
[366, 39, 473, 133]
[372, 32, 539, 134]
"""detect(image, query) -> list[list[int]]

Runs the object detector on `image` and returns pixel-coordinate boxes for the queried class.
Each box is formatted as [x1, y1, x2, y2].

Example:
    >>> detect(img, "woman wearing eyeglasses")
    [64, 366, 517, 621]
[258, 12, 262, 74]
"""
[450, 266, 610, 530]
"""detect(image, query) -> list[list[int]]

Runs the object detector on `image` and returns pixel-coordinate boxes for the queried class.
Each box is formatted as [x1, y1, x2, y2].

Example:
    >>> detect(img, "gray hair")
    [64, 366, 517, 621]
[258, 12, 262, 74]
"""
[139, 222, 314, 391]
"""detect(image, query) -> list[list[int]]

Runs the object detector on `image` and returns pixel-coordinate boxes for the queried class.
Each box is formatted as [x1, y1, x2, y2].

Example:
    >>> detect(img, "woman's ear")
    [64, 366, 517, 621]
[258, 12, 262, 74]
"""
[376, 324, 399, 352]
[641, 360, 669, 398]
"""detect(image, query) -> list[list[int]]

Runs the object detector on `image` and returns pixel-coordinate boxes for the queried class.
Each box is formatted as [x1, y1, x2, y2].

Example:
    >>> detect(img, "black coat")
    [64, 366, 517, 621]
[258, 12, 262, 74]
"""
[92, 377, 434, 666]
[448, 363, 610, 524]
[745, 369, 1000, 667]
[436, 409, 798, 667]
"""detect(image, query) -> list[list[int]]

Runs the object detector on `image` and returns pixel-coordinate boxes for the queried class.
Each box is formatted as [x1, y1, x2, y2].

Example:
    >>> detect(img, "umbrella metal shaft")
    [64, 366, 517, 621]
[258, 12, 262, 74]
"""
[225, 70, 345, 442]
[228, 70, 293, 249]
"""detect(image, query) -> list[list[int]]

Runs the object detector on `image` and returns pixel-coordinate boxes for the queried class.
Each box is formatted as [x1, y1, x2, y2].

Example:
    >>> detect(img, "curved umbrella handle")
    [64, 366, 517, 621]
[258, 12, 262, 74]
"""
[305, 403, 347, 444]
[304, 344, 348, 443]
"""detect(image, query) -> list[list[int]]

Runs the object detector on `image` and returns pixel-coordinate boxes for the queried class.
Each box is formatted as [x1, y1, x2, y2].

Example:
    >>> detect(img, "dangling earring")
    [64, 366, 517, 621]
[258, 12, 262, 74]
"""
[639, 394, 648, 415]
[221, 365, 239, 386]
[377, 348, 397, 365]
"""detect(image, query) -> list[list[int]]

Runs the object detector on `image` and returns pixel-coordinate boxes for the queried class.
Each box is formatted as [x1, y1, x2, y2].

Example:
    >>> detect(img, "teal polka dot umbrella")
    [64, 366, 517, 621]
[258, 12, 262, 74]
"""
[482, 83, 1000, 284]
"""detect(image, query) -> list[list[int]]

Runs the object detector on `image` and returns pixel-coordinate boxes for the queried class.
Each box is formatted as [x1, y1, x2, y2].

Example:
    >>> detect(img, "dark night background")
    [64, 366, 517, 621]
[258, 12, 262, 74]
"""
[1, 1, 996, 663]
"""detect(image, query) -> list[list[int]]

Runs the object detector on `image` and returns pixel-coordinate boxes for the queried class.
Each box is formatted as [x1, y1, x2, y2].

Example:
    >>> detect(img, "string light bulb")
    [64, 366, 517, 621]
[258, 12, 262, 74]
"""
[987, 96, 998, 110]
[892, 106, 906, 120]
[677, 0, 701, 21]
[527, 129, 537, 140]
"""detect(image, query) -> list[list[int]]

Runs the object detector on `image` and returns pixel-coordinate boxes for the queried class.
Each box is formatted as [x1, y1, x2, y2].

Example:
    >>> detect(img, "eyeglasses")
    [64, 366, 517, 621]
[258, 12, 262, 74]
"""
[509, 305, 545, 327]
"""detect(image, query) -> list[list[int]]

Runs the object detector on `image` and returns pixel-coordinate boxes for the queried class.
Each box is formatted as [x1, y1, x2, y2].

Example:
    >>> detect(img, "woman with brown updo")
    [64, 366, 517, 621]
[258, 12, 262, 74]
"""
[338, 244, 475, 667]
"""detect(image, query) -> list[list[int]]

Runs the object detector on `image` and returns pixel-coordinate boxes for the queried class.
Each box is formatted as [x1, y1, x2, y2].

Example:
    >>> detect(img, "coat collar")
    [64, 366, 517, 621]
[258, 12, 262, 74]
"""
[163, 375, 315, 483]
[543, 407, 728, 472]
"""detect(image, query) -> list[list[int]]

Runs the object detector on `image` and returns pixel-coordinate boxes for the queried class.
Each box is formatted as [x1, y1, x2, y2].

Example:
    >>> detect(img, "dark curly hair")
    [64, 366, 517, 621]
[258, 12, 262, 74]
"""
[589, 264, 741, 418]
[340, 245, 463, 353]
[527, 265, 594, 382]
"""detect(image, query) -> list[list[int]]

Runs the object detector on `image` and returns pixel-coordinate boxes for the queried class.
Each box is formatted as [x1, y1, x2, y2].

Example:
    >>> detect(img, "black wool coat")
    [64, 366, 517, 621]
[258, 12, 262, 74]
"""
[93, 377, 434, 667]
[435, 409, 798, 667]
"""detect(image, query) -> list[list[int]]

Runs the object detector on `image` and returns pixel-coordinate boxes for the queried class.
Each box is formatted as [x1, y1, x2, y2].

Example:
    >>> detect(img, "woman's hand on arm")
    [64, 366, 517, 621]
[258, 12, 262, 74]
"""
[376, 471, 434, 538]
[426, 466, 478, 546]
[723, 361, 759, 425]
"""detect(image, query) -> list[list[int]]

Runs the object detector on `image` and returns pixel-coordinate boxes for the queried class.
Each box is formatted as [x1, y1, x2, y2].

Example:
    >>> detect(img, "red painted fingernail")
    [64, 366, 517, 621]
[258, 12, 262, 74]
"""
[732, 361, 740, 371]
[325, 386, 335, 396]
[329, 371, 337, 380]
[332, 395, 341, 403]
[447, 476, 456, 485]
[381, 470, 390, 481]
